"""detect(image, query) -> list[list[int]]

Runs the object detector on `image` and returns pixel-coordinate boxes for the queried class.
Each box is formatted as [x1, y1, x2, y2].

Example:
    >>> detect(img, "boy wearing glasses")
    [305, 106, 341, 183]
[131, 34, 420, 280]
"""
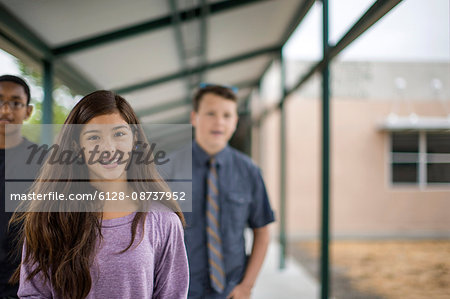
[0, 75, 37, 298]
[171, 84, 274, 298]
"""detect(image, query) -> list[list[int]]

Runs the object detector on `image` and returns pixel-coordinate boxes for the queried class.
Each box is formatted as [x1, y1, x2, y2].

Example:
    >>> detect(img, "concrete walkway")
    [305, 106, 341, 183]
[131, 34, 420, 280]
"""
[252, 241, 319, 298]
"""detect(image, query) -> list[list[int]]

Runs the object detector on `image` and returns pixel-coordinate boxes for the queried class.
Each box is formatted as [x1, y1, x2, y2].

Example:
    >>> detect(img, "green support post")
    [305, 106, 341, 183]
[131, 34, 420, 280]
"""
[320, 0, 331, 298]
[42, 60, 53, 144]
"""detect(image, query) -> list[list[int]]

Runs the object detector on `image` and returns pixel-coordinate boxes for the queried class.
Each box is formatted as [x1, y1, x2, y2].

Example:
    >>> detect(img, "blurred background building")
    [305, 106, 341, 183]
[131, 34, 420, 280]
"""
[257, 59, 449, 239]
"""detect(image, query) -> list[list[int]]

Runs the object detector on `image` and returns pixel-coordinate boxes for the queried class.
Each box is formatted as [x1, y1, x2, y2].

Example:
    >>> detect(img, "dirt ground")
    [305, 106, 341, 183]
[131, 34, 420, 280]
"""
[292, 240, 450, 299]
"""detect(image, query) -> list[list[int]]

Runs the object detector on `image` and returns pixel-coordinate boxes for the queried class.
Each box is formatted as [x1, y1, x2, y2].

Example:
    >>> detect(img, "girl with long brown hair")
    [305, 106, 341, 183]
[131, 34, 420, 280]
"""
[10, 90, 188, 299]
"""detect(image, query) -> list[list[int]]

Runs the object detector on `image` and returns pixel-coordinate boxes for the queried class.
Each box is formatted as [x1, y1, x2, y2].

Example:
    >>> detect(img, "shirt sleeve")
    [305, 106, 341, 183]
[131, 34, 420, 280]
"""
[247, 167, 275, 229]
[153, 212, 189, 299]
[18, 243, 53, 299]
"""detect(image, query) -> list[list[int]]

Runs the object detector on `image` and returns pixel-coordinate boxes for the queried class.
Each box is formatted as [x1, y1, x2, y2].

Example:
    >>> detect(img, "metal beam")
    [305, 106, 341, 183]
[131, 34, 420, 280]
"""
[114, 45, 280, 94]
[256, 0, 316, 90]
[164, 116, 191, 124]
[42, 60, 54, 124]
[168, 0, 209, 103]
[149, 127, 192, 152]
[286, 0, 403, 99]
[280, 0, 317, 48]
[255, 0, 404, 124]
[145, 125, 192, 152]
[41, 59, 53, 144]
[52, 0, 269, 56]
[142, 114, 191, 125]
[0, 3, 52, 59]
[198, 0, 209, 85]
[329, 0, 403, 58]
[146, 105, 251, 128]
[320, 1, 331, 298]
[0, 3, 97, 95]
[54, 61, 97, 95]
[237, 83, 260, 118]
[0, 29, 42, 64]
[146, 106, 254, 129]
[155, 103, 254, 129]
[137, 79, 259, 118]
[238, 94, 250, 113]
[137, 99, 188, 118]
[147, 123, 191, 139]
[168, 0, 190, 94]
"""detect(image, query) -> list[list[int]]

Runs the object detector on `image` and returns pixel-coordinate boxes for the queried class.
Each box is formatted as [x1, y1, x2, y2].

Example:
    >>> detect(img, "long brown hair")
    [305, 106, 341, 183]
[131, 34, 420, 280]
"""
[10, 90, 185, 299]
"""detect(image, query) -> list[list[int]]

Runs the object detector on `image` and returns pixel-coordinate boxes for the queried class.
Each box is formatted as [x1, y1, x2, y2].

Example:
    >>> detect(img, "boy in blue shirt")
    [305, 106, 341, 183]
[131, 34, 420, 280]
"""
[184, 84, 275, 299]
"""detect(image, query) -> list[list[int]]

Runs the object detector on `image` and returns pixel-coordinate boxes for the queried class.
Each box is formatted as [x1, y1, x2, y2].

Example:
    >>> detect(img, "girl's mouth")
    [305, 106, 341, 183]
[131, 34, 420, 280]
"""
[99, 158, 119, 168]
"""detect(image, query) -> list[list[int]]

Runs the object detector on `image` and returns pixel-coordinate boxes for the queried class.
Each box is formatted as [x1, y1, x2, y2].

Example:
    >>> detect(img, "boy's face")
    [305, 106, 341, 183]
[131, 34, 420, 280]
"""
[191, 92, 238, 155]
[0, 81, 32, 136]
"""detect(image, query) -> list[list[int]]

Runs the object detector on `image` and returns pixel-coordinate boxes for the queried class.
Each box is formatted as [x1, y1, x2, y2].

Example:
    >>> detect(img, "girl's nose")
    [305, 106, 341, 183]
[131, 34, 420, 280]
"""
[99, 138, 116, 155]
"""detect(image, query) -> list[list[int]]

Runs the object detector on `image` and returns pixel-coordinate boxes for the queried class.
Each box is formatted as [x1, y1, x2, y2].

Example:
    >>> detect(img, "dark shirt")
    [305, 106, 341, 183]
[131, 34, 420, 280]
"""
[177, 142, 274, 299]
[0, 138, 40, 297]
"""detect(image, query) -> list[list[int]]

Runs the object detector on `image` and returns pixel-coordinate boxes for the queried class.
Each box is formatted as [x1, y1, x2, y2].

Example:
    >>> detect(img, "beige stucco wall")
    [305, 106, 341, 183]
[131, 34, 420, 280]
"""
[256, 98, 450, 238]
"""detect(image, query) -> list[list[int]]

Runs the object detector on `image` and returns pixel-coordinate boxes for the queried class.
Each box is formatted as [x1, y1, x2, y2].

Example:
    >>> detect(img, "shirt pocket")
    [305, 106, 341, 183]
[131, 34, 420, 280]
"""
[223, 192, 251, 231]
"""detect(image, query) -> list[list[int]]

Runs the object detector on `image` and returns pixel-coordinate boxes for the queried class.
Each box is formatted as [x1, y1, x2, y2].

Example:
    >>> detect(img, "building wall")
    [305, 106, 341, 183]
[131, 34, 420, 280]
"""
[257, 97, 450, 239]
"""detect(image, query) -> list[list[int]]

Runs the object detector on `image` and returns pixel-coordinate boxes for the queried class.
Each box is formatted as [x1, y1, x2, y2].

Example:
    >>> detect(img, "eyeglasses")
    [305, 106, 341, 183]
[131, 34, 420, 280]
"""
[199, 82, 239, 94]
[0, 100, 26, 110]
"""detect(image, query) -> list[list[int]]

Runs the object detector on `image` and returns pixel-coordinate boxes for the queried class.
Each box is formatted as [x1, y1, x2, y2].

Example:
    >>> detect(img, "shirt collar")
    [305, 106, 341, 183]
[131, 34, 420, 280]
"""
[193, 140, 230, 167]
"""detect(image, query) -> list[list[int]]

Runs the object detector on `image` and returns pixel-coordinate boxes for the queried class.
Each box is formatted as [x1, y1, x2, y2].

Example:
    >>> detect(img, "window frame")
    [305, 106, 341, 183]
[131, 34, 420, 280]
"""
[388, 130, 450, 190]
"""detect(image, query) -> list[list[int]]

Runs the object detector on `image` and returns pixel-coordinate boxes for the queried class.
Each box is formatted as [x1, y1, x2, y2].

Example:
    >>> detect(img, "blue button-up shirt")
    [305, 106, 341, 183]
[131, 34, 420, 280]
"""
[181, 141, 274, 298]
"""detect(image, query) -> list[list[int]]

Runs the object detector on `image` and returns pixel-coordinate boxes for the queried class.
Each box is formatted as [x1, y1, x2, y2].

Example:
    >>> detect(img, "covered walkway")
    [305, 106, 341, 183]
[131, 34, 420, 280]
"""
[0, 1, 411, 298]
[254, 241, 319, 299]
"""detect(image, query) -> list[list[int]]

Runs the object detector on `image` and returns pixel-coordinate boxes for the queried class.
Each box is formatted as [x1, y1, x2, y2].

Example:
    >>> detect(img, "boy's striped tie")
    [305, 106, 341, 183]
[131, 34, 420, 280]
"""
[206, 157, 225, 293]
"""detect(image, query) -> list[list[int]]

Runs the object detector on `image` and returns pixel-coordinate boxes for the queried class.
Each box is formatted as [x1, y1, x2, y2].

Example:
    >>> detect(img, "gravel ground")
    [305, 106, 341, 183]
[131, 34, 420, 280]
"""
[290, 242, 385, 299]
[291, 240, 450, 299]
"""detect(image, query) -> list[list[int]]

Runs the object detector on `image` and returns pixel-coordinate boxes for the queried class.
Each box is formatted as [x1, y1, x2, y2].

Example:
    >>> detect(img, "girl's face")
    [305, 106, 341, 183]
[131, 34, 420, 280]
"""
[79, 112, 133, 181]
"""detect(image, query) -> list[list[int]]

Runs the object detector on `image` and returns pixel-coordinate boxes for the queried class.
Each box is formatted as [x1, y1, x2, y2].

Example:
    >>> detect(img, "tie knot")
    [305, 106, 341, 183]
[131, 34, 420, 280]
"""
[209, 157, 217, 168]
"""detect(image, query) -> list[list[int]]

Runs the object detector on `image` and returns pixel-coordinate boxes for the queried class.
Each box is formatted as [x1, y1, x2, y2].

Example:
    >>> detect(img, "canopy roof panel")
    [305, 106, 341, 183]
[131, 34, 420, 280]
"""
[66, 28, 181, 89]
[0, 0, 169, 46]
[207, 0, 300, 61]
[205, 55, 270, 84]
[126, 80, 188, 112]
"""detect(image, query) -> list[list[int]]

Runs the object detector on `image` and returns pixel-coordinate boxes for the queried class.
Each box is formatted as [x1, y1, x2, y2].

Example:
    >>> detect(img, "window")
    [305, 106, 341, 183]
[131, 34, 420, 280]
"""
[390, 132, 450, 187]
[426, 133, 450, 183]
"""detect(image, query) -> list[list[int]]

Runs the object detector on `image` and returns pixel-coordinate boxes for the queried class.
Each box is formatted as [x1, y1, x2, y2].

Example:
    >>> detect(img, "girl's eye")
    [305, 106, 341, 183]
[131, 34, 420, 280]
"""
[114, 131, 126, 137]
[87, 135, 100, 141]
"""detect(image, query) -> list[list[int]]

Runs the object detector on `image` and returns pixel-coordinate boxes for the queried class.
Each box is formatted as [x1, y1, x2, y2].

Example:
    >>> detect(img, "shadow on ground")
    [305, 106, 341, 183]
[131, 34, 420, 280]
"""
[290, 243, 385, 299]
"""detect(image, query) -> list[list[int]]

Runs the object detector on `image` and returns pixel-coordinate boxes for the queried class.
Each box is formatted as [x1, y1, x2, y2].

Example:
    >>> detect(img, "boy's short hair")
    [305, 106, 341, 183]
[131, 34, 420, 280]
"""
[0, 74, 31, 105]
[193, 84, 237, 111]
